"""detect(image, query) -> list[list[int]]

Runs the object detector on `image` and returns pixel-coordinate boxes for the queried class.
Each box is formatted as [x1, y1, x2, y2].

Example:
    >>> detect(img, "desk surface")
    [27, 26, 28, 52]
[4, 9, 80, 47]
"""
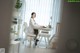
[39, 27, 52, 31]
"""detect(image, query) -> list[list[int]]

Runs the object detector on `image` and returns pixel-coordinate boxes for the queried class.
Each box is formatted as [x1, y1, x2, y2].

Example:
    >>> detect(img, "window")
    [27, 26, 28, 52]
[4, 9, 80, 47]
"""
[24, 0, 53, 26]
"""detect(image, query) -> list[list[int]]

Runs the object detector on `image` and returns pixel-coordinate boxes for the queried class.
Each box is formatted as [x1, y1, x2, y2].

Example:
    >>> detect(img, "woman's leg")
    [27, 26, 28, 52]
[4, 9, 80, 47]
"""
[34, 29, 38, 40]
[34, 29, 39, 45]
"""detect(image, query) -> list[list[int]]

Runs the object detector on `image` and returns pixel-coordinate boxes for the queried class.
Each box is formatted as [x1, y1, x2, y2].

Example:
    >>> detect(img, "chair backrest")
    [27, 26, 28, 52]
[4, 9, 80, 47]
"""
[23, 22, 28, 33]
[23, 22, 36, 40]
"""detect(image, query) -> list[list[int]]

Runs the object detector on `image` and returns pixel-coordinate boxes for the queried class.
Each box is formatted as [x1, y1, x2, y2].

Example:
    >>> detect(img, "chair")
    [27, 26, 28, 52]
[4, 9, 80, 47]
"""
[23, 22, 36, 47]
[38, 28, 51, 48]
[49, 23, 60, 49]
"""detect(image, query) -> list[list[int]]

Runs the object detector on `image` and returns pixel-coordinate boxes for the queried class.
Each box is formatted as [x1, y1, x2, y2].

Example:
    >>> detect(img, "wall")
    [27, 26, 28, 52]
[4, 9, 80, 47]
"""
[56, 0, 80, 53]
[0, 0, 13, 53]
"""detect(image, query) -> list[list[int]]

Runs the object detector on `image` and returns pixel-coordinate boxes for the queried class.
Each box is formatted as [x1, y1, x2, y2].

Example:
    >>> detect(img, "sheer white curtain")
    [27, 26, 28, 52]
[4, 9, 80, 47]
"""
[20, 0, 61, 39]
[24, 0, 53, 26]
[51, 0, 61, 38]
[18, 0, 26, 38]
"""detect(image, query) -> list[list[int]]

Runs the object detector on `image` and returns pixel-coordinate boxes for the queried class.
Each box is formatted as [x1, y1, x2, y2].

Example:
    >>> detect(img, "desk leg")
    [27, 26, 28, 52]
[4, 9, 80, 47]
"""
[47, 37, 49, 48]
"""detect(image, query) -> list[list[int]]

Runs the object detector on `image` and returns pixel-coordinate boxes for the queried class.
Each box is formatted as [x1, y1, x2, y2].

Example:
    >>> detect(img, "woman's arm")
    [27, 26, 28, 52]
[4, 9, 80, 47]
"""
[30, 19, 43, 29]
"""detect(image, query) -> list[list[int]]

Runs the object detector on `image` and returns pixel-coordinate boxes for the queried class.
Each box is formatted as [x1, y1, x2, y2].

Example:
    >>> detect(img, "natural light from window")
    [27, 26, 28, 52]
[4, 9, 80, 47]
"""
[24, 0, 53, 26]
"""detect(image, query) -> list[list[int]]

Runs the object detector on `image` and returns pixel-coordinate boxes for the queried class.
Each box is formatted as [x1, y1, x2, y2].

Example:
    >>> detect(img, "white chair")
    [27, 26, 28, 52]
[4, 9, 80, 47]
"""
[23, 22, 36, 47]
[38, 28, 51, 48]
[49, 23, 60, 49]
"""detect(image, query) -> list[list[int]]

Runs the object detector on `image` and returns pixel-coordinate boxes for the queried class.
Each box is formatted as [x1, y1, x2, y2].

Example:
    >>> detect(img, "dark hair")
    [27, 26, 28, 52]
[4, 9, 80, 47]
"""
[31, 12, 36, 18]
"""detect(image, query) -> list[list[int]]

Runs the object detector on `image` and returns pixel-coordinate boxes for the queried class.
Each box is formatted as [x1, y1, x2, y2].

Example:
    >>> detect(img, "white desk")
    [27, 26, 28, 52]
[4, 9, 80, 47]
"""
[38, 27, 52, 34]
[38, 27, 52, 31]
[38, 27, 52, 48]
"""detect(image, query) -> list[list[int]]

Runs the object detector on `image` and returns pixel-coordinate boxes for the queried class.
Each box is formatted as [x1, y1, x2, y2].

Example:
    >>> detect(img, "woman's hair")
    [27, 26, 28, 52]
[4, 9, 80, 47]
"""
[31, 12, 36, 18]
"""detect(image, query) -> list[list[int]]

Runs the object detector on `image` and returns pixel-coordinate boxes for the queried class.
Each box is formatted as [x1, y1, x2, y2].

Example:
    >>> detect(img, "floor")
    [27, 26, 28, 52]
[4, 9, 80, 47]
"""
[20, 48, 55, 53]
[9, 32, 55, 53]
[19, 42, 55, 53]
[23, 37, 49, 48]
[9, 40, 55, 53]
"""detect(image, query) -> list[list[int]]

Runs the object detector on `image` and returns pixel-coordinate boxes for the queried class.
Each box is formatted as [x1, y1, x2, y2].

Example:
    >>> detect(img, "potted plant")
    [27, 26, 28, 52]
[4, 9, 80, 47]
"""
[15, 0, 22, 9]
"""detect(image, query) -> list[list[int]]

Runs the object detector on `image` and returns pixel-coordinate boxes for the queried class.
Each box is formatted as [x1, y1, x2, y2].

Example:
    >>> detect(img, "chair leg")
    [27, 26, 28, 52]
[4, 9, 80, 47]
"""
[44, 37, 50, 48]
[30, 40, 31, 48]
[38, 36, 42, 47]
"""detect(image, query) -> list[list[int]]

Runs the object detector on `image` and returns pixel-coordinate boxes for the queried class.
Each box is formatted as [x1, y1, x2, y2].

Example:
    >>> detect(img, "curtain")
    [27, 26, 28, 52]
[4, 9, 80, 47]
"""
[24, 0, 53, 26]
[18, 0, 26, 38]
[20, 0, 61, 39]
[50, 0, 61, 39]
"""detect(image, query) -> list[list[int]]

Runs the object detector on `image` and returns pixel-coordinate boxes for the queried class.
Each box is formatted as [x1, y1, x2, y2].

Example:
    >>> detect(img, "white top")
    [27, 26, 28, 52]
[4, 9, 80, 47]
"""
[28, 18, 42, 34]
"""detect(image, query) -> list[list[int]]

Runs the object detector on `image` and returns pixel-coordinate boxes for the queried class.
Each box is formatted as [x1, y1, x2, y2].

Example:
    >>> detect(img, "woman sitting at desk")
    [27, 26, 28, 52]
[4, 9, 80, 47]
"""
[28, 12, 43, 46]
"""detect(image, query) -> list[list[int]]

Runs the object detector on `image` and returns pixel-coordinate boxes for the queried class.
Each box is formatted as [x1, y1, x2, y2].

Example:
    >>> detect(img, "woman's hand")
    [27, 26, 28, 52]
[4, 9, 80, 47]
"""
[41, 26, 46, 28]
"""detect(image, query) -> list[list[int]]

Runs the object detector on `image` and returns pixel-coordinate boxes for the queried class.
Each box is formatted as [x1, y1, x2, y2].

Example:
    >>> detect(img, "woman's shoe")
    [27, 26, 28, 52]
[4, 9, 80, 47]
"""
[36, 39, 39, 42]
[35, 42, 37, 46]
[35, 39, 39, 46]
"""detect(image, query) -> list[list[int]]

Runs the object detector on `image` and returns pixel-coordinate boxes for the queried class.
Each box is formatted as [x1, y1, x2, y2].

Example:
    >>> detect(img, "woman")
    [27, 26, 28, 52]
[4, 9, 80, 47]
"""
[28, 12, 43, 46]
